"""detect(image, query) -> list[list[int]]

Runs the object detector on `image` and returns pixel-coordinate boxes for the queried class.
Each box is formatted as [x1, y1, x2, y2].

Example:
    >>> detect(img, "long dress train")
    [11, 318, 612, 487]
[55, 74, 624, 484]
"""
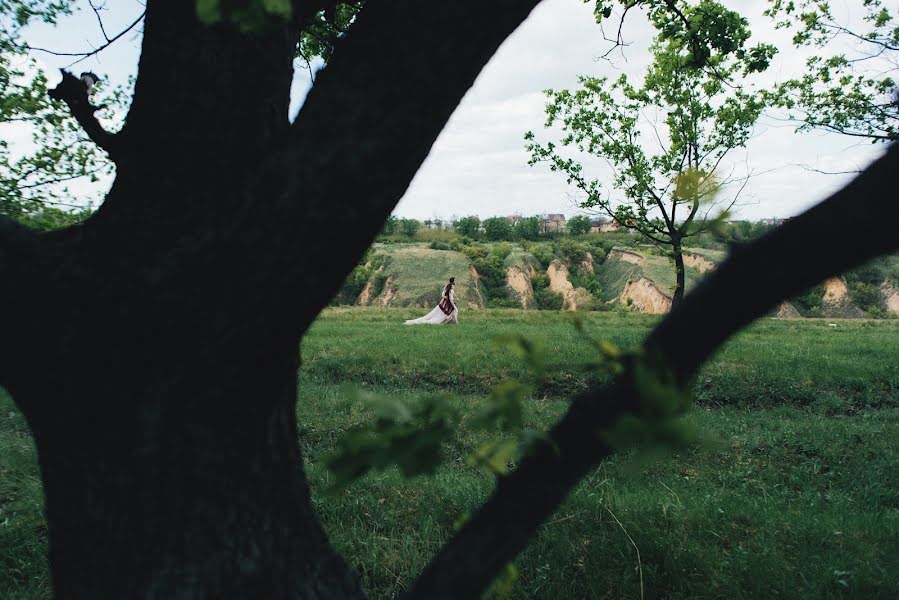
[405, 288, 458, 325]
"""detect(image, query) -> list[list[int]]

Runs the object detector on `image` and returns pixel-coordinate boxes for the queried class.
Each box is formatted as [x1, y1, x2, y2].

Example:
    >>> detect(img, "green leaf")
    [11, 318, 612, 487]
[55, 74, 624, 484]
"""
[467, 438, 519, 476]
[196, 0, 221, 23]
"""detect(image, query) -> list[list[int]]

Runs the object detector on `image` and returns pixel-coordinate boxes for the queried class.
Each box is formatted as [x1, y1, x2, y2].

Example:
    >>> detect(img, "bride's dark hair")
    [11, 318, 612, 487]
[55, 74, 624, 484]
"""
[444, 277, 455, 296]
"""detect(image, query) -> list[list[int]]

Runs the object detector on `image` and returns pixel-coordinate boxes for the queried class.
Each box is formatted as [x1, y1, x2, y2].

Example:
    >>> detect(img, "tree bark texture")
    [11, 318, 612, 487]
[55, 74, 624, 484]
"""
[0, 0, 543, 597]
[671, 243, 686, 308]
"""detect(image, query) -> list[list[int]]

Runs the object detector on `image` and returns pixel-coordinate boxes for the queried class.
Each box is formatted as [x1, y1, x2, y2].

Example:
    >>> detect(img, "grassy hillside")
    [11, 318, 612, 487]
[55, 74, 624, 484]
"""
[362, 245, 484, 308]
[596, 248, 705, 303]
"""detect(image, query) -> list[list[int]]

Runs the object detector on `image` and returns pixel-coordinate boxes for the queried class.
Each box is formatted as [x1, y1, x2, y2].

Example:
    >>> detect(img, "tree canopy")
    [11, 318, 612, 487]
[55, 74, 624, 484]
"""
[764, 0, 898, 142]
[526, 0, 771, 304]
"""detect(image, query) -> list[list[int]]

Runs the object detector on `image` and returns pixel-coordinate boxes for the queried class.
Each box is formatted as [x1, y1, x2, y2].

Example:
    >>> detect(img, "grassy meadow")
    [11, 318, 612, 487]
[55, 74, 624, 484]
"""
[2, 309, 898, 598]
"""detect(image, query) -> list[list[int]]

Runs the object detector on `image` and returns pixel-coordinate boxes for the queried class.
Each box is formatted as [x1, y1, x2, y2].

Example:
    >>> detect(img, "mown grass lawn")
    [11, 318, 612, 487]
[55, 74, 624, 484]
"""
[1, 309, 897, 598]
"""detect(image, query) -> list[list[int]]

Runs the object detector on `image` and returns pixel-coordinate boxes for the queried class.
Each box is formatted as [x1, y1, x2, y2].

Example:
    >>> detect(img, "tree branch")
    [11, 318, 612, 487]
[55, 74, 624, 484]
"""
[23, 10, 145, 68]
[238, 0, 545, 330]
[48, 70, 122, 160]
[403, 143, 899, 599]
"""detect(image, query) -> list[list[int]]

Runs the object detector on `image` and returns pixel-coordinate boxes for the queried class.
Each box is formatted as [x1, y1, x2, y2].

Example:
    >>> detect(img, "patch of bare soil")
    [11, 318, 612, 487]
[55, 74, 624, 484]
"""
[882, 281, 899, 315]
[579, 252, 595, 274]
[684, 253, 715, 273]
[507, 266, 534, 308]
[823, 277, 849, 303]
[821, 276, 865, 318]
[467, 264, 485, 309]
[619, 277, 672, 314]
[378, 275, 398, 307]
[547, 260, 591, 310]
[609, 249, 645, 265]
[357, 270, 380, 305]
[774, 302, 801, 319]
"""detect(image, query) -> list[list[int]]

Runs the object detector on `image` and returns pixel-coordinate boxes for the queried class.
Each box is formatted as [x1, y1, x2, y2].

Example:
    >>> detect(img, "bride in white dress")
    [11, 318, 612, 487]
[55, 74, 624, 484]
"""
[405, 277, 459, 325]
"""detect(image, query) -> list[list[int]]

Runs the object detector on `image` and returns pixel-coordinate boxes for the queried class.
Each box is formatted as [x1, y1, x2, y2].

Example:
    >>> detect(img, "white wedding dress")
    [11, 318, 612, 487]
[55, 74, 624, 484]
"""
[405, 288, 458, 325]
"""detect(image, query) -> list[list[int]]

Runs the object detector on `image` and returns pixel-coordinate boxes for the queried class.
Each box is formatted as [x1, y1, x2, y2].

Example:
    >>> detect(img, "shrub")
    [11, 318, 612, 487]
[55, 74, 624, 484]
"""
[534, 288, 564, 310]
[531, 273, 564, 310]
[483, 217, 513, 241]
[415, 228, 458, 244]
[334, 251, 388, 305]
[399, 218, 420, 237]
[453, 216, 481, 238]
[849, 282, 882, 313]
[514, 216, 541, 241]
[493, 242, 514, 260]
[567, 215, 592, 235]
[429, 242, 452, 251]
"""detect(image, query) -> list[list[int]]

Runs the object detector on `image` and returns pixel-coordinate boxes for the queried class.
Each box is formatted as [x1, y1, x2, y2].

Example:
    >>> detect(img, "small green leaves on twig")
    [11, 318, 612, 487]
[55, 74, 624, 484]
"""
[603, 347, 697, 453]
[325, 391, 459, 489]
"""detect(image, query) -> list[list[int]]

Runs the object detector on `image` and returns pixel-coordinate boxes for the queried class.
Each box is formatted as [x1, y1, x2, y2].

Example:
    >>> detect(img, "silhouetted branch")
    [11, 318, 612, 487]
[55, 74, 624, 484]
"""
[48, 70, 121, 160]
[23, 10, 144, 67]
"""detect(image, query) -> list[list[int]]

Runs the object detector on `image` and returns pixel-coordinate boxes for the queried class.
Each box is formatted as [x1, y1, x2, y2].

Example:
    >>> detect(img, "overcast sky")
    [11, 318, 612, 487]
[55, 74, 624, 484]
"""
[16, 0, 890, 221]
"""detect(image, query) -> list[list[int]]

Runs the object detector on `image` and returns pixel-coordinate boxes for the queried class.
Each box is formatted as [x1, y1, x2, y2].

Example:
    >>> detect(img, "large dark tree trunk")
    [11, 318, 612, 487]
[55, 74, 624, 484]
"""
[0, 1, 545, 597]
[25, 348, 363, 598]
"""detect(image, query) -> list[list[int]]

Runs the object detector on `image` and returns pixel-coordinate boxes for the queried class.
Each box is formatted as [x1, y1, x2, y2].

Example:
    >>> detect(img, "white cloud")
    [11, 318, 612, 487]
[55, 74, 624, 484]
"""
[394, 0, 890, 221]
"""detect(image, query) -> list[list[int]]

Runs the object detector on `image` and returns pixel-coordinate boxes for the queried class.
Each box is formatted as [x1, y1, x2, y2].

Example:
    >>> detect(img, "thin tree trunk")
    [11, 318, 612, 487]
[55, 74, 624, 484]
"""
[672, 243, 686, 308]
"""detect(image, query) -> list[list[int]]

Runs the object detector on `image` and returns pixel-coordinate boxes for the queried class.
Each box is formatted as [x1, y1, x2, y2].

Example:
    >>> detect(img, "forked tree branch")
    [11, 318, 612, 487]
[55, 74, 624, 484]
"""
[403, 143, 899, 599]
[48, 70, 122, 160]
[236, 0, 545, 331]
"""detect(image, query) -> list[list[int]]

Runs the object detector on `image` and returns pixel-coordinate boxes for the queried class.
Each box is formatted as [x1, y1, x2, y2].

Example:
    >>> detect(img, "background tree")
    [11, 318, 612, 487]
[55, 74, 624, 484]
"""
[0, 0, 134, 221]
[452, 214, 480, 237]
[0, 1, 896, 598]
[765, 0, 898, 143]
[514, 215, 542, 240]
[380, 214, 398, 236]
[526, 0, 774, 306]
[567, 214, 592, 235]
[399, 217, 420, 238]
[483, 215, 513, 241]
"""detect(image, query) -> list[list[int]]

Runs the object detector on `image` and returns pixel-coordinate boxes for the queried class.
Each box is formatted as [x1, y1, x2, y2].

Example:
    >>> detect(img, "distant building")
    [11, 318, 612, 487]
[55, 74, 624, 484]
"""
[590, 217, 617, 233]
[507, 214, 524, 226]
[543, 213, 566, 233]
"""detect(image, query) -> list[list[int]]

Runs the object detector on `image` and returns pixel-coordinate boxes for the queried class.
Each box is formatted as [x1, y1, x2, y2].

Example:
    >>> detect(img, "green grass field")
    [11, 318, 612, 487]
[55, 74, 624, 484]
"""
[2, 309, 897, 598]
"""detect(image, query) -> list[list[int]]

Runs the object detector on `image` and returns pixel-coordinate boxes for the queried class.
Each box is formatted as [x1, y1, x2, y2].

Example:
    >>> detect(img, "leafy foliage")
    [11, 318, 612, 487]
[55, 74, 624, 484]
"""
[567, 214, 592, 235]
[325, 391, 460, 489]
[453, 215, 481, 238]
[0, 0, 127, 223]
[483, 216, 513, 241]
[526, 0, 770, 303]
[513, 216, 542, 241]
[764, 0, 898, 142]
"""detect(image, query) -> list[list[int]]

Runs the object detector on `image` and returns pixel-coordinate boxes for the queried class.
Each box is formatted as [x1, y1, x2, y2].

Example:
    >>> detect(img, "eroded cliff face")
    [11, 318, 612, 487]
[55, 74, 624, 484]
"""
[506, 263, 536, 308]
[823, 277, 849, 303]
[619, 277, 672, 314]
[684, 253, 716, 273]
[547, 260, 592, 310]
[821, 276, 865, 318]
[882, 282, 899, 316]
[608, 249, 645, 265]
[775, 302, 801, 319]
